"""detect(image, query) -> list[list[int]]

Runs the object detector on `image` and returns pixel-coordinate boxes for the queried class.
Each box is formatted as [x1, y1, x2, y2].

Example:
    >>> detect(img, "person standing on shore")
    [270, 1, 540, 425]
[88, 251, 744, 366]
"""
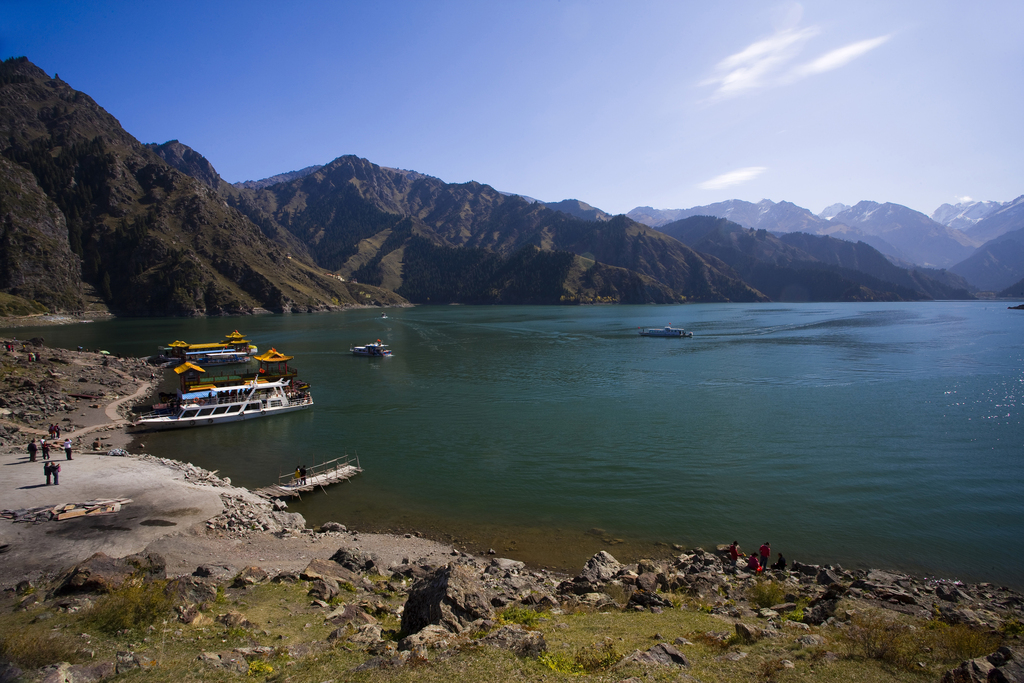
[759, 542, 771, 570]
[52, 462, 60, 485]
[40, 438, 49, 460]
[28, 439, 37, 462]
[729, 541, 741, 566]
[63, 438, 72, 460]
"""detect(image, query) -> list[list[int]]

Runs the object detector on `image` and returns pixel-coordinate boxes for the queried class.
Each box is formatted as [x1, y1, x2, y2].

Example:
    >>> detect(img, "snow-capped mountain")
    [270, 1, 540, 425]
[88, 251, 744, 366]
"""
[931, 200, 1005, 232]
[818, 203, 851, 220]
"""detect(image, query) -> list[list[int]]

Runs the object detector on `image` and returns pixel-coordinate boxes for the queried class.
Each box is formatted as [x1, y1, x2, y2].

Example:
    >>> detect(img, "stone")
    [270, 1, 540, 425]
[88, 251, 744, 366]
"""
[231, 566, 269, 587]
[55, 552, 136, 594]
[216, 611, 255, 629]
[816, 568, 841, 586]
[734, 623, 763, 642]
[320, 521, 346, 532]
[193, 564, 234, 580]
[578, 551, 622, 583]
[307, 577, 340, 602]
[196, 651, 248, 673]
[797, 634, 825, 647]
[325, 604, 377, 627]
[479, 624, 547, 657]
[627, 588, 671, 610]
[300, 558, 363, 585]
[487, 558, 525, 574]
[401, 564, 496, 635]
[330, 547, 385, 574]
[398, 624, 456, 651]
[164, 576, 218, 606]
[619, 643, 690, 667]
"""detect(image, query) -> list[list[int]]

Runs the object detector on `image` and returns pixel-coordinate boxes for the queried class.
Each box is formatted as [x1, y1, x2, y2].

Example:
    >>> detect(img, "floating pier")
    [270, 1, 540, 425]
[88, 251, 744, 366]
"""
[253, 455, 362, 500]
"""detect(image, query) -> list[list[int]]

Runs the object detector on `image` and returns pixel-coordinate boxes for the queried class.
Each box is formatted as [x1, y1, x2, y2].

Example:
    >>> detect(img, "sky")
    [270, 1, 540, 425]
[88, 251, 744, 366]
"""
[3, 1, 1023, 216]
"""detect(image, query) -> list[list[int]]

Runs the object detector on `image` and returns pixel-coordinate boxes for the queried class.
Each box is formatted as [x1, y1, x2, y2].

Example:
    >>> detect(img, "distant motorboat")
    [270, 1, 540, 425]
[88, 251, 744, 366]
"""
[638, 325, 693, 338]
[351, 341, 393, 357]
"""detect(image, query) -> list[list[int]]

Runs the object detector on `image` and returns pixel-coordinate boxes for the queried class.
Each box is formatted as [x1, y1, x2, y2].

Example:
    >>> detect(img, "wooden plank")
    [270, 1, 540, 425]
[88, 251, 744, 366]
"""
[57, 509, 88, 520]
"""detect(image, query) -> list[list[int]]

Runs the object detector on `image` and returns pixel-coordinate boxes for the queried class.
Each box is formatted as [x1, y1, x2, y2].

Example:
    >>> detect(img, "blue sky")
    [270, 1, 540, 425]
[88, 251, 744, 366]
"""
[4, 1, 1022, 216]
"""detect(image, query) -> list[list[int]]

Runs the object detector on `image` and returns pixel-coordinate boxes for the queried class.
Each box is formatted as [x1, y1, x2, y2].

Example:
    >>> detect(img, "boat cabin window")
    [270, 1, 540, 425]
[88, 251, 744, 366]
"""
[196, 408, 214, 417]
[226, 405, 242, 413]
[180, 410, 199, 419]
[247, 403, 261, 411]
[270, 400, 283, 408]
[212, 406, 229, 415]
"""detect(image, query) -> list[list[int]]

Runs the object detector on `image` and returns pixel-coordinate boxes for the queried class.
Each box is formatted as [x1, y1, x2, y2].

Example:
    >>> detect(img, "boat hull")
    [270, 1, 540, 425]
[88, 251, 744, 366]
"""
[131, 400, 312, 432]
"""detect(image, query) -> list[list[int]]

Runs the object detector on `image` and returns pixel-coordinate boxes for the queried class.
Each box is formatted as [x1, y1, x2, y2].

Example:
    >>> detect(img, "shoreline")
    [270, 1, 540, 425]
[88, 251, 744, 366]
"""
[0, 339, 1018, 596]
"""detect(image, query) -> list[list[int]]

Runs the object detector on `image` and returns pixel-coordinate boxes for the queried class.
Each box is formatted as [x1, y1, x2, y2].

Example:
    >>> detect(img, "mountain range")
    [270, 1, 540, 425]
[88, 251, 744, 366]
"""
[1, 57, 1021, 318]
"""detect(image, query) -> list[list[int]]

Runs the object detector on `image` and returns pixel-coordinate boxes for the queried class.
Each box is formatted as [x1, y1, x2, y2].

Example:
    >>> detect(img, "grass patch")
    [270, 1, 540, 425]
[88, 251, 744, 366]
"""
[497, 604, 542, 629]
[0, 626, 84, 670]
[84, 580, 174, 635]
[926, 621, 1002, 663]
[538, 640, 620, 674]
[747, 579, 786, 609]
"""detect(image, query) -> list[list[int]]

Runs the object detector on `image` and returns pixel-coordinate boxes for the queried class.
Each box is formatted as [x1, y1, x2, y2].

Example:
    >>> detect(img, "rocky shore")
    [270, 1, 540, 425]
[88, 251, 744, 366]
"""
[2, 340, 1023, 681]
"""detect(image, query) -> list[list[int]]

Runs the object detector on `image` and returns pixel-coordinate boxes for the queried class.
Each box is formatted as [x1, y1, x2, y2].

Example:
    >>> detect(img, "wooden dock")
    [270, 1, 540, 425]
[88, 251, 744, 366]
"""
[253, 456, 362, 500]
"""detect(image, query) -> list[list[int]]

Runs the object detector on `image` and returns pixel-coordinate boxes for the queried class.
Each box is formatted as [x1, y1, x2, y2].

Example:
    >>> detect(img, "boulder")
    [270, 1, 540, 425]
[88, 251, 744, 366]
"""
[55, 552, 137, 594]
[193, 564, 234, 580]
[735, 622, 763, 642]
[479, 624, 547, 657]
[320, 521, 346, 533]
[217, 611, 255, 629]
[164, 576, 218, 606]
[578, 551, 622, 583]
[627, 589, 671, 610]
[401, 564, 496, 635]
[307, 577, 340, 603]
[300, 558, 362, 585]
[329, 548, 386, 574]
[325, 604, 377, 627]
[619, 643, 690, 667]
[231, 566, 269, 587]
[398, 624, 456, 651]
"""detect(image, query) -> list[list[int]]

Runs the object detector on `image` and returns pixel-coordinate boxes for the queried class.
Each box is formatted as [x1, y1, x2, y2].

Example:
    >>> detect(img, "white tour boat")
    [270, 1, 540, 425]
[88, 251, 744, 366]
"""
[638, 325, 693, 338]
[351, 341, 393, 357]
[130, 378, 313, 431]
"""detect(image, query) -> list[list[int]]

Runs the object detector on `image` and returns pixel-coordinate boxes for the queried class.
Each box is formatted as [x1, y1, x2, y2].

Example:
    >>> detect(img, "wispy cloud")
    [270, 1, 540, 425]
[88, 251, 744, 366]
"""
[697, 166, 767, 190]
[703, 15, 891, 99]
[790, 35, 891, 78]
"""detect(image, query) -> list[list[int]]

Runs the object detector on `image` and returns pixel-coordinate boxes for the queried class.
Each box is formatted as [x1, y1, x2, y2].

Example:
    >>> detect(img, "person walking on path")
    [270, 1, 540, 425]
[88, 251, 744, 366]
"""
[40, 439, 50, 461]
[44, 461, 52, 485]
[52, 462, 60, 485]
[299, 466, 307, 485]
[28, 440, 37, 462]
[63, 438, 72, 460]
[759, 542, 771, 570]
[54, 424, 60, 438]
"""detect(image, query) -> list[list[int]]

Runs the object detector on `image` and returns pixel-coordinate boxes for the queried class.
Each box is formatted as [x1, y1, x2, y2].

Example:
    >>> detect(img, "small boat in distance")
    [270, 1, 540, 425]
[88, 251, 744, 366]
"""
[639, 325, 693, 338]
[351, 340, 393, 357]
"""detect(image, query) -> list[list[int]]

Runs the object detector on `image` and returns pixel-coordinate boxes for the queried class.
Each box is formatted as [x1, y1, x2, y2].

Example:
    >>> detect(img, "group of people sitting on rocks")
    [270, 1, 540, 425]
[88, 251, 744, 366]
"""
[729, 540, 786, 573]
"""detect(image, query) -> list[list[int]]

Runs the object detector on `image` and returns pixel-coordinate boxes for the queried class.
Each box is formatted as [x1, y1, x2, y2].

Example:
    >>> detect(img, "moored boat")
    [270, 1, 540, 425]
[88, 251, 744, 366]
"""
[130, 376, 312, 431]
[638, 325, 693, 338]
[162, 330, 258, 366]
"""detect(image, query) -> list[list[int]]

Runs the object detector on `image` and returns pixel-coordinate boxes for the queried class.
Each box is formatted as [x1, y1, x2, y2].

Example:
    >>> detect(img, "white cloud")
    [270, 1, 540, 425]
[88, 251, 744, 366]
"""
[702, 11, 892, 99]
[790, 35, 891, 78]
[957, 195, 974, 203]
[703, 27, 818, 97]
[697, 167, 767, 190]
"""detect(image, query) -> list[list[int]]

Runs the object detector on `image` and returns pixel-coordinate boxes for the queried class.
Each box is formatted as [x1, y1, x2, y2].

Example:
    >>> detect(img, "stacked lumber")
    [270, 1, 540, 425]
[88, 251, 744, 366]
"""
[1, 498, 133, 523]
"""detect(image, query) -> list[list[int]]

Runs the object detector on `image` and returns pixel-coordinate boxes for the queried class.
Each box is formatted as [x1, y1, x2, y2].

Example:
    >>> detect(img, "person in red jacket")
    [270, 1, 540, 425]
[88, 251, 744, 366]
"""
[746, 553, 761, 572]
[729, 541, 741, 566]
[759, 542, 771, 570]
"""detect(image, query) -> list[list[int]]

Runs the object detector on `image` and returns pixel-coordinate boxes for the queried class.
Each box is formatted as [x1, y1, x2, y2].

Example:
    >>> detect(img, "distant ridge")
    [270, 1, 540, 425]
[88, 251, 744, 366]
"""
[235, 165, 323, 190]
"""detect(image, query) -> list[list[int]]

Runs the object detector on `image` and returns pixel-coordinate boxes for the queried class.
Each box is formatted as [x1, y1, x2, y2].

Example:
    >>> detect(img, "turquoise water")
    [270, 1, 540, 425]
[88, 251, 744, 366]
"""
[10, 303, 1023, 586]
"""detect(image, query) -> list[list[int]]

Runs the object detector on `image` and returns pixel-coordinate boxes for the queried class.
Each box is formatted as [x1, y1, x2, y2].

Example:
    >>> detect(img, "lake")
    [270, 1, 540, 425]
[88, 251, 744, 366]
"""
[9, 302, 1022, 587]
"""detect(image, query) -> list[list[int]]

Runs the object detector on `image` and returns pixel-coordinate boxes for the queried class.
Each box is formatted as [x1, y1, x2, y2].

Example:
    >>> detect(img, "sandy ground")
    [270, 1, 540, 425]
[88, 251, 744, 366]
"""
[0, 340, 462, 589]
